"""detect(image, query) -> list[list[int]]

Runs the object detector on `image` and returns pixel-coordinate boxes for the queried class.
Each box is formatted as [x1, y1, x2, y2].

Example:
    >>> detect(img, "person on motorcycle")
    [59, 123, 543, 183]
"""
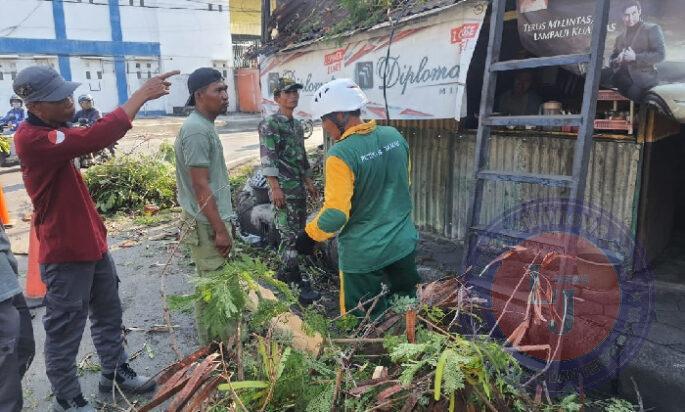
[73, 94, 116, 162]
[0, 95, 26, 132]
[73, 94, 101, 126]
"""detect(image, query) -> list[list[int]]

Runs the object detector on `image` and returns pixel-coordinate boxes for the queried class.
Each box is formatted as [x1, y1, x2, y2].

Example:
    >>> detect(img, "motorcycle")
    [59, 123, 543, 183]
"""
[72, 118, 115, 169]
[0, 123, 19, 167]
[301, 118, 314, 139]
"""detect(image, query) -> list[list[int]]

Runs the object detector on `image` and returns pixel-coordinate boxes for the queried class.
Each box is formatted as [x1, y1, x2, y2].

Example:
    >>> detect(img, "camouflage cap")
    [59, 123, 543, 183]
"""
[273, 77, 303, 96]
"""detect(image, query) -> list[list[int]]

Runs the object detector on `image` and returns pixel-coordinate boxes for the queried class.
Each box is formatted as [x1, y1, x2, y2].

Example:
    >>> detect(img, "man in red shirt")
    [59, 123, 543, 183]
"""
[13, 66, 178, 412]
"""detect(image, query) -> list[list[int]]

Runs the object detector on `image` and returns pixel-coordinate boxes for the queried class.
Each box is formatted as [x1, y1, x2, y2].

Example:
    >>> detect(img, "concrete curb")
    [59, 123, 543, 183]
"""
[0, 165, 20, 175]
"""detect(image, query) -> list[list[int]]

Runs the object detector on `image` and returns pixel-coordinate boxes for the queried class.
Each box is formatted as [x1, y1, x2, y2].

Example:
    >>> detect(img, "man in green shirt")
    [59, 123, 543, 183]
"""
[175, 68, 232, 341]
[295, 79, 420, 318]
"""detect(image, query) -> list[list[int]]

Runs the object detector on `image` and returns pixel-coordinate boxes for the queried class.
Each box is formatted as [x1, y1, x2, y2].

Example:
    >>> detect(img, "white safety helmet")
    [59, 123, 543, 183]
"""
[311, 78, 368, 120]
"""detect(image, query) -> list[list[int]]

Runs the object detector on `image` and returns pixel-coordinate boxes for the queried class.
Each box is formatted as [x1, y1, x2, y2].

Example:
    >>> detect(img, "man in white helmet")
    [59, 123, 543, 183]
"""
[295, 79, 420, 318]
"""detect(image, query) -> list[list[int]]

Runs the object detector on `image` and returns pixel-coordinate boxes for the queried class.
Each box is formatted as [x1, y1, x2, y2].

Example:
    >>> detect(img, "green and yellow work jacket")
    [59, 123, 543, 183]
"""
[305, 120, 418, 273]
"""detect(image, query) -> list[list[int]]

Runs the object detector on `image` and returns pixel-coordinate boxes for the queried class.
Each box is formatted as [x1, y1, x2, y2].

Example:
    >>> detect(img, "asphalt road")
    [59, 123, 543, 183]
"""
[0, 114, 324, 411]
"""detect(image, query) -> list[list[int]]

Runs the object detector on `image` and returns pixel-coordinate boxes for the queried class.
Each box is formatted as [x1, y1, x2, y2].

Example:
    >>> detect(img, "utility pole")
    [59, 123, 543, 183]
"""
[261, 0, 271, 43]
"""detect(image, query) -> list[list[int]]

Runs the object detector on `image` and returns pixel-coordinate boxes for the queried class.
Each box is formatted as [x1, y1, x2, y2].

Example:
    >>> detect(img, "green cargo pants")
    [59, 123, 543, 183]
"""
[339, 250, 421, 319]
[181, 214, 235, 344]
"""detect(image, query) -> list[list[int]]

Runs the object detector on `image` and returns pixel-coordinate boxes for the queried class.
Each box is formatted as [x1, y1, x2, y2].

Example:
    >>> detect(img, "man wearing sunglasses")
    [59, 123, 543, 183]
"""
[13, 65, 179, 412]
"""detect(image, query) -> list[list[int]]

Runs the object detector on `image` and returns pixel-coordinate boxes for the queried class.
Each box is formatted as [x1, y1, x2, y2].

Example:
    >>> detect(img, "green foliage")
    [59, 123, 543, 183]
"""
[422, 304, 446, 324]
[158, 141, 176, 165]
[249, 299, 291, 331]
[557, 394, 583, 412]
[84, 155, 176, 214]
[334, 314, 359, 332]
[271, 350, 332, 411]
[305, 384, 335, 412]
[389, 294, 418, 313]
[301, 307, 330, 337]
[166, 293, 195, 314]
[599, 398, 636, 412]
[329, 0, 393, 36]
[133, 209, 174, 226]
[229, 165, 252, 193]
[192, 257, 291, 342]
[435, 349, 466, 399]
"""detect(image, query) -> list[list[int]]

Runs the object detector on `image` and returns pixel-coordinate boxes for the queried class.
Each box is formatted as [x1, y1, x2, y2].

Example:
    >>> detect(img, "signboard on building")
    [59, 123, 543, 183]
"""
[259, 1, 488, 120]
[517, 0, 685, 101]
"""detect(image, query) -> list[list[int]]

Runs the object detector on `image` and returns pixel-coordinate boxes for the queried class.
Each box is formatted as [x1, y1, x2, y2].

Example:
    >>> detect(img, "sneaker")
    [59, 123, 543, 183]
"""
[52, 394, 95, 412]
[99, 363, 156, 394]
[296, 279, 321, 306]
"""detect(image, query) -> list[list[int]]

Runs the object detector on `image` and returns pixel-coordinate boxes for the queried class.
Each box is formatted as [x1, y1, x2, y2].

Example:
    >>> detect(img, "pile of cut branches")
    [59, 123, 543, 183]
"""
[84, 147, 176, 215]
[143, 256, 638, 412]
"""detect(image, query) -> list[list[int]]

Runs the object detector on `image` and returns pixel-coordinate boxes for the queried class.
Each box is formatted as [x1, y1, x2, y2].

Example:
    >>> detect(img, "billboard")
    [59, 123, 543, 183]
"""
[517, 0, 685, 101]
[259, 1, 488, 120]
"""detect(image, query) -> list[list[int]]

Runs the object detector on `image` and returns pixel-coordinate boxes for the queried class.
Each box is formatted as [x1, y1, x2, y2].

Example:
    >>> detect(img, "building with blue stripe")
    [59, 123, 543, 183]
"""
[0, 0, 234, 115]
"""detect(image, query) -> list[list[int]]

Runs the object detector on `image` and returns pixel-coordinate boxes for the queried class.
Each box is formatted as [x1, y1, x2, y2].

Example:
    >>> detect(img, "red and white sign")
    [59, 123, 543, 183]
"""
[451, 23, 481, 44]
[259, 1, 488, 120]
[324, 49, 345, 66]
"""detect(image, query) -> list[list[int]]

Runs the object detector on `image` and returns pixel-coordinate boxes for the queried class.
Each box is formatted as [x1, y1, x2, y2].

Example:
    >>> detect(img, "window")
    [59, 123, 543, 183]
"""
[213, 61, 229, 78]
[218, 5, 223, 12]
[97, 71, 102, 79]
[137, 72, 142, 79]
[86, 71, 91, 80]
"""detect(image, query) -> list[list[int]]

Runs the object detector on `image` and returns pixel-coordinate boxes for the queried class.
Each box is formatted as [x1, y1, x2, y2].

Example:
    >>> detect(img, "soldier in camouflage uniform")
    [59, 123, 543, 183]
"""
[259, 78, 321, 304]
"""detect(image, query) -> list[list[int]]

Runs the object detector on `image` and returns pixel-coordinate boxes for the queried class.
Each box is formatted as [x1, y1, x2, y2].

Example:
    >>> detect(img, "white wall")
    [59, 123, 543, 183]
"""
[64, 2, 111, 41]
[119, 2, 159, 43]
[0, 1, 55, 39]
[155, 5, 236, 112]
[0, 57, 57, 116]
[0, 0, 235, 115]
[69, 57, 120, 114]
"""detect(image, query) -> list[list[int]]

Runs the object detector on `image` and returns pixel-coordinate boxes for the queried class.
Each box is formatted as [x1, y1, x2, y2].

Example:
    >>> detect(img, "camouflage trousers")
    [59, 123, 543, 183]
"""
[274, 195, 307, 274]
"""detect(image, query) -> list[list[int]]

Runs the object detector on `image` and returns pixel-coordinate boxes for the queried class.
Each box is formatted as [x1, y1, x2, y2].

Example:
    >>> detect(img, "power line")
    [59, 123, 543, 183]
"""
[0, 3, 44, 36]
[34, 0, 227, 12]
[181, 0, 261, 13]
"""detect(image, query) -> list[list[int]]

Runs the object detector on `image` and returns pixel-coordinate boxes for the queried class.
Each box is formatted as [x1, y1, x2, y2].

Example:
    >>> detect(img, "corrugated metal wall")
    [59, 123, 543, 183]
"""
[393, 126, 642, 243]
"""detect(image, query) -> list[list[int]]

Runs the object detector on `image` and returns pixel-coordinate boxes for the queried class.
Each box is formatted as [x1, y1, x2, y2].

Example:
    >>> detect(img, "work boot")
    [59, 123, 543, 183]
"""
[99, 363, 156, 394]
[276, 269, 321, 305]
[276, 267, 301, 284]
[52, 394, 95, 412]
[295, 278, 321, 306]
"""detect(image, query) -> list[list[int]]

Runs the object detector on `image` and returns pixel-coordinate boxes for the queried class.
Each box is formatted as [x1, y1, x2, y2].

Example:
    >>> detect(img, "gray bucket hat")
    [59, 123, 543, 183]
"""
[13, 66, 81, 103]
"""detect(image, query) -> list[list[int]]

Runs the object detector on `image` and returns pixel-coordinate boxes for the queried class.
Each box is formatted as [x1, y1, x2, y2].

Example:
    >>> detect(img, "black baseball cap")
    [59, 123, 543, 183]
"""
[186, 67, 224, 106]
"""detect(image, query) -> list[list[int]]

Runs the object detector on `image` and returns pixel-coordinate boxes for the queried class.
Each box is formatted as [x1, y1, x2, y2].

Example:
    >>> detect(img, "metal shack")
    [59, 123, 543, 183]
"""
[256, 0, 685, 408]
